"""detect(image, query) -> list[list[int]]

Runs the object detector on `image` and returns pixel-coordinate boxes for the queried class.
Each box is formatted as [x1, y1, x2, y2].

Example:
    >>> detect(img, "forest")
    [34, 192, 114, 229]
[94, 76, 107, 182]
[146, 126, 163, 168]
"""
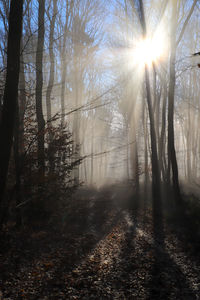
[0, 0, 200, 299]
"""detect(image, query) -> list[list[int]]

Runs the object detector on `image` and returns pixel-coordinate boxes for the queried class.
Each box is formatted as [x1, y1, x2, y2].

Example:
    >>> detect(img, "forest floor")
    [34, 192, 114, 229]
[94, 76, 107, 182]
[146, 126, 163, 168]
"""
[0, 184, 200, 299]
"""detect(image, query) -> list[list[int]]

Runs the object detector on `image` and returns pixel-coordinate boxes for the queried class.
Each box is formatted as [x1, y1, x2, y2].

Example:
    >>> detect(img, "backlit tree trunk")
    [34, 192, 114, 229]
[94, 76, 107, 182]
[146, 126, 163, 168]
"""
[46, 0, 57, 125]
[0, 0, 23, 208]
[138, 0, 161, 201]
[167, 0, 197, 203]
[36, 0, 45, 181]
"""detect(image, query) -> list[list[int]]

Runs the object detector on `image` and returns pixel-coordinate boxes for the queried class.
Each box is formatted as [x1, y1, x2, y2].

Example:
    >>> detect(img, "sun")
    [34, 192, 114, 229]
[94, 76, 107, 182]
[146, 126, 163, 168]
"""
[132, 31, 166, 67]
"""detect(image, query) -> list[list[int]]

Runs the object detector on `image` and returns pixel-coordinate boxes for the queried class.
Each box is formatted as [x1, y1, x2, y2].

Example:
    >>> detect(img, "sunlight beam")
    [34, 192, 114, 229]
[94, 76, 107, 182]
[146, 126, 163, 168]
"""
[132, 29, 166, 68]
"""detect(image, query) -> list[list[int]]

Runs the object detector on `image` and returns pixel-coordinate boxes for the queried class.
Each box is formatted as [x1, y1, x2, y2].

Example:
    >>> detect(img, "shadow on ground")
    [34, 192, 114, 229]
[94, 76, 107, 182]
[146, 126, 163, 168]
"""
[0, 184, 200, 299]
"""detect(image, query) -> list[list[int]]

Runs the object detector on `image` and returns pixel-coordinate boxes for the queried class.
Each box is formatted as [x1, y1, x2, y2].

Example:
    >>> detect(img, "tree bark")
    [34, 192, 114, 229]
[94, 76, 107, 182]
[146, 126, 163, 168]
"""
[167, 0, 197, 203]
[167, 1, 181, 203]
[159, 78, 167, 181]
[137, 0, 161, 201]
[0, 0, 23, 207]
[46, 0, 57, 125]
[13, 99, 22, 227]
[60, 1, 74, 127]
[13, 51, 26, 227]
[145, 66, 161, 201]
[36, 0, 45, 181]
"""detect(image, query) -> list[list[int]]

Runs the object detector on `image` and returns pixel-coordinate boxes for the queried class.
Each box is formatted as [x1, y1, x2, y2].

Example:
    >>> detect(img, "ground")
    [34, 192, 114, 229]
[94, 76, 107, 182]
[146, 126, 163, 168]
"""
[0, 184, 200, 299]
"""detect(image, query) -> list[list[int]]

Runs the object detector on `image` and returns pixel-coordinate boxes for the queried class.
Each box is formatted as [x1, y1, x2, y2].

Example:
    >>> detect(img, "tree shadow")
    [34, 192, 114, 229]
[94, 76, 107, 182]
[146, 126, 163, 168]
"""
[166, 191, 200, 257]
[149, 185, 198, 299]
[101, 191, 140, 298]
[2, 184, 198, 299]
[0, 186, 133, 299]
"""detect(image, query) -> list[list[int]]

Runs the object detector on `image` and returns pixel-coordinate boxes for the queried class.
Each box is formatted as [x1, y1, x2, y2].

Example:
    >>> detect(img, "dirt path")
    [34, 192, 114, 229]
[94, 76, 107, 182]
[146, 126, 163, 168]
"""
[0, 185, 200, 299]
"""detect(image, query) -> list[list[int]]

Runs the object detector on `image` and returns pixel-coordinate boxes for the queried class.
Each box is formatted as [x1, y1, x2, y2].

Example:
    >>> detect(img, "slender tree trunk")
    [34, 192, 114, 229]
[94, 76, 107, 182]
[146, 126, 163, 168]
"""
[0, 0, 23, 210]
[143, 103, 149, 191]
[14, 52, 27, 227]
[46, 0, 57, 172]
[132, 127, 139, 195]
[136, 0, 161, 202]
[13, 100, 22, 227]
[159, 79, 167, 181]
[167, 0, 197, 201]
[60, 61, 67, 127]
[46, 0, 57, 125]
[72, 47, 82, 184]
[126, 122, 130, 180]
[19, 57, 26, 155]
[153, 64, 161, 179]
[36, 0, 45, 181]
[145, 66, 161, 201]
[186, 95, 191, 182]
[167, 1, 182, 203]
[60, 1, 74, 127]
[90, 119, 94, 185]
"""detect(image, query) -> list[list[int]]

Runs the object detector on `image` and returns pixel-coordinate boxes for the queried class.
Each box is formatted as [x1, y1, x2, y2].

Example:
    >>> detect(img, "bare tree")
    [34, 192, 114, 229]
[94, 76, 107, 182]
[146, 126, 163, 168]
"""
[0, 0, 23, 209]
[46, 0, 57, 125]
[35, 0, 46, 181]
[167, 0, 197, 203]
[136, 0, 161, 201]
[60, 0, 74, 127]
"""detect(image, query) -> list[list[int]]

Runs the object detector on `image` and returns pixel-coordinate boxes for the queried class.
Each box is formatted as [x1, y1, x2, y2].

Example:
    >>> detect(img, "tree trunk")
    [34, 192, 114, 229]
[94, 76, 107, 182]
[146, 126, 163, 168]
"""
[46, 0, 57, 125]
[13, 51, 26, 227]
[0, 0, 23, 210]
[143, 103, 150, 193]
[137, 0, 161, 202]
[145, 66, 161, 201]
[131, 127, 139, 195]
[13, 100, 22, 227]
[60, 1, 74, 127]
[159, 79, 167, 181]
[90, 118, 94, 185]
[167, 1, 182, 203]
[126, 123, 130, 180]
[19, 56, 26, 156]
[167, 0, 197, 202]
[36, 0, 45, 181]
[46, 0, 57, 172]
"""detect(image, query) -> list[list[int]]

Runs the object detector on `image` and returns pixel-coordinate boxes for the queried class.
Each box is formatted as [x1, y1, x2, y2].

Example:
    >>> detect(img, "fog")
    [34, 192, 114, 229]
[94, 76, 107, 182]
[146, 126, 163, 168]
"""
[1, 0, 200, 219]
[1, 1, 200, 298]
[32, 0, 200, 194]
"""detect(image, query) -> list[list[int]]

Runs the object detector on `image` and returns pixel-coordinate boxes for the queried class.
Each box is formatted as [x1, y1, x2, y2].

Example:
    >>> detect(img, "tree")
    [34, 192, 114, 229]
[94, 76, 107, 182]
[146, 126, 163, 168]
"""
[0, 0, 23, 211]
[46, 0, 57, 126]
[35, 0, 46, 181]
[137, 0, 161, 201]
[167, 0, 197, 203]
[60, 0, 74, 127]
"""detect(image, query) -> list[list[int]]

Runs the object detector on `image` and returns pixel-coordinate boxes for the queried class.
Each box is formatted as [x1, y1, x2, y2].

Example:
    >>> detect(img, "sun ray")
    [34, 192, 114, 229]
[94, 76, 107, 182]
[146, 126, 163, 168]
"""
[132, 28, 167, 68]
